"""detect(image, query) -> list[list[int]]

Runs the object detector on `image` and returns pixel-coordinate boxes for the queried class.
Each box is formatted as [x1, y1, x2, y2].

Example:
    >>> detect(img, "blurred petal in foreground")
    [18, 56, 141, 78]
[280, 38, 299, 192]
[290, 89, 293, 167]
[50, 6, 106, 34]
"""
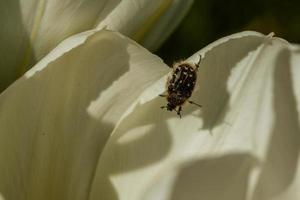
[0, 0, 192, 92]
[96, 0, 194, 51]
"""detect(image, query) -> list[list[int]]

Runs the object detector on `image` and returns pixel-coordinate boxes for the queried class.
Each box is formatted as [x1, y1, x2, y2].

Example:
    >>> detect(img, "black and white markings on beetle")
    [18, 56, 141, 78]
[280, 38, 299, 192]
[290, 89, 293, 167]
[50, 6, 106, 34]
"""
[159, 55, 202, 118]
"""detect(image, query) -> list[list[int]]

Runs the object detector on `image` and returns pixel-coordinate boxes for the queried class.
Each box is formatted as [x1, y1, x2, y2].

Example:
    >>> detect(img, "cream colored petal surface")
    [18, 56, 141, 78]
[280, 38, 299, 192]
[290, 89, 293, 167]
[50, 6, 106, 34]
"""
[96, 0, 193, 51]
[0, 0, 111, 92]
[141, 0, 193, 51]
[20, 0, 110, 59]
[89, 32, 300, 200]
[0, 30, 168, 200]
[1, 0, 191, 92]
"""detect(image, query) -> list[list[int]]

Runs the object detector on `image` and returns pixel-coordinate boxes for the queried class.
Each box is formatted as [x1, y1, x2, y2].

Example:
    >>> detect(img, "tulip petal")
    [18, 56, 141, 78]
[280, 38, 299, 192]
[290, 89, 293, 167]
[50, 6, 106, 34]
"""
[89, 32, 300, 200]
[96, 0, 194, 51]
[141, 0, 193, 51]
[0, 0, 111, 91]
[1, 0, 191, 92]
[0, 29, 168, 200]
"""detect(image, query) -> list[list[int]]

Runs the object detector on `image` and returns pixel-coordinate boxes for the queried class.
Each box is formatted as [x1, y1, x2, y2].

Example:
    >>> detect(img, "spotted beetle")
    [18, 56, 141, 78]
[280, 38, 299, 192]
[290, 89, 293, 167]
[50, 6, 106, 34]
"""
[159, 55, 202, 118]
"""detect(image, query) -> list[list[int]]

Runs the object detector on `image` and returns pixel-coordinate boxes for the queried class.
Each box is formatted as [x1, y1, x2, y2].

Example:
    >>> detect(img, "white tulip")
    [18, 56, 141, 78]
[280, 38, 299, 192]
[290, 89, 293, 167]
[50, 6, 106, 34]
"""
[0, 28, 299, 200]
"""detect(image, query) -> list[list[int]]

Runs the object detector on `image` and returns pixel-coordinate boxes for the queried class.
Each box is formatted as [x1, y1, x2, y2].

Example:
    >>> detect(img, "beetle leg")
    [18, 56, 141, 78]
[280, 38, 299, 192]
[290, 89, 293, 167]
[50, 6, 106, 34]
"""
[160, 106, 167, 109]
[176, 106, 182, 118]
[195, 55, 202, 70]
[188, 100, 202, 108]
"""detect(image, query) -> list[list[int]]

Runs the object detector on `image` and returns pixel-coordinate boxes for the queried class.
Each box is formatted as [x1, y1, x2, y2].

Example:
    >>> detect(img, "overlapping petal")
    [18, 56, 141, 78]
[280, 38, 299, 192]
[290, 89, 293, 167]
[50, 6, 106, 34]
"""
[1, 16, 299, 199]
[96, 0, 194, 51]
[0, 29, 168, 200]
[88, 32, 300, 200]
[0, 0, 192, 92]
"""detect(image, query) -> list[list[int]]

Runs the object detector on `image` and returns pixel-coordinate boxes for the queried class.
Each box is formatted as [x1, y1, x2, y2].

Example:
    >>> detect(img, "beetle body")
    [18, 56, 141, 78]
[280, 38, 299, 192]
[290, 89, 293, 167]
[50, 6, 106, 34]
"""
[166, 64, 197, 108]
[160, 56, 202, 117]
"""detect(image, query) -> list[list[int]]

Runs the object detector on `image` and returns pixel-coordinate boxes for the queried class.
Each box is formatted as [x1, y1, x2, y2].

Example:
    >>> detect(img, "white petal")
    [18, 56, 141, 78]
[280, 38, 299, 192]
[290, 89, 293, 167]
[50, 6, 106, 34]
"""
[89, 31, 300, 200]
[0, 29, 168, 200]
[141, 0, 193, 51]
[1, 0, 190, 91]
[96, 0, 193, 51]
[20, 0, 110, 59]
[0, 0, 110, 91]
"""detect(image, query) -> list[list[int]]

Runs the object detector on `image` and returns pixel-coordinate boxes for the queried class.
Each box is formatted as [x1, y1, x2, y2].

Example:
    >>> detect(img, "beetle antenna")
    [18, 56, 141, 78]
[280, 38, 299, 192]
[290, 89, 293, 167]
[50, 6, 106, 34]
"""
[195, 55, 202, 70]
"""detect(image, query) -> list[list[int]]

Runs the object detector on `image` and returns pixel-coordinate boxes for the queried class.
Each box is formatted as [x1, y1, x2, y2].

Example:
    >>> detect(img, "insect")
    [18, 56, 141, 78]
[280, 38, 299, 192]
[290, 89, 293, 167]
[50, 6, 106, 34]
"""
[159, 55, 202, 118]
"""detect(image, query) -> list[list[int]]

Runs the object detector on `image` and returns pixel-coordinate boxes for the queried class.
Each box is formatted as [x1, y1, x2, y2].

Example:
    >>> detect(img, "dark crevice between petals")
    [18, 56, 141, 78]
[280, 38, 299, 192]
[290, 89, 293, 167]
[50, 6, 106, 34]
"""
[0, 0, 36, 93]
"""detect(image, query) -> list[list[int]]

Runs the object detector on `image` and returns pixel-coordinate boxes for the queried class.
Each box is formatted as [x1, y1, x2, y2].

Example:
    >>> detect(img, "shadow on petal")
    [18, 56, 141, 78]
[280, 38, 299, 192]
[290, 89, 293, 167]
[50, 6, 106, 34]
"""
[253, 48, 300, 199]
[89, 97, 172, 199]
[170, 153, 257, 200]
[108, 99, 172, 173]
[0, 32, 132, 200]
[187, 35, 266, 131]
